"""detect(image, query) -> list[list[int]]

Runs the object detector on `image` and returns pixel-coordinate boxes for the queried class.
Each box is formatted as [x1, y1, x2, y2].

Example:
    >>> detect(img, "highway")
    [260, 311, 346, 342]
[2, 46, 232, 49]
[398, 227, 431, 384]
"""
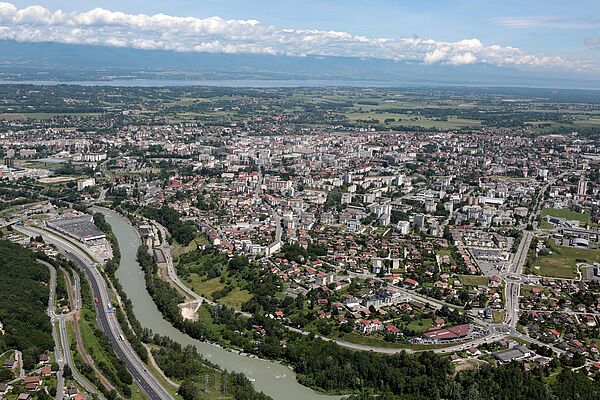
[501, 172, 564, 332]
[503, 231, 532, 331]
[17, 225, 173, 400]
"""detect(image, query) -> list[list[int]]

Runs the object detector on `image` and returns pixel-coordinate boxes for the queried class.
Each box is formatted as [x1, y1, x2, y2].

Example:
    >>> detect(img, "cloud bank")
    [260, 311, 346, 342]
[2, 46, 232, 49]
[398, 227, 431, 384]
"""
[0, 2, 588, 72]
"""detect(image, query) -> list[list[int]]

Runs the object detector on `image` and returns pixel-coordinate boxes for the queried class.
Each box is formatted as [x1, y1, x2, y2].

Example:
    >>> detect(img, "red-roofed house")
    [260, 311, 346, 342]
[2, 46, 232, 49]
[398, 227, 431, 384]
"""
[404, 278, 418, 288]
[357, 319, 383, 334]
[385, 324, 401, 335]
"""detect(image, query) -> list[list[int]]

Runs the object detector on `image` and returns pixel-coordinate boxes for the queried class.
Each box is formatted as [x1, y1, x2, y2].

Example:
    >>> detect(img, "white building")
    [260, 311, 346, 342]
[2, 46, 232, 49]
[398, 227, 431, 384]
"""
[77, 178, 96, 191]
[396, 220, 410, 234]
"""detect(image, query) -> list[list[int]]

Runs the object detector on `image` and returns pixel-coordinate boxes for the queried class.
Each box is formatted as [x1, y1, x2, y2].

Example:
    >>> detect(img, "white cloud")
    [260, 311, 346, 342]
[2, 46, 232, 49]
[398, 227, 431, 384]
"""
[448, 52, 477, 65]
[0, 2, 591, 72]
[423, 49, 446, 64]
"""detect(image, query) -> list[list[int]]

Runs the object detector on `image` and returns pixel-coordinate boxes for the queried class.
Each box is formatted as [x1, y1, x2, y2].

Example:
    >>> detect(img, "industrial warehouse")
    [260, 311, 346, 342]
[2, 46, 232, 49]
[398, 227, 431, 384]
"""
[46, 215, 106, 245]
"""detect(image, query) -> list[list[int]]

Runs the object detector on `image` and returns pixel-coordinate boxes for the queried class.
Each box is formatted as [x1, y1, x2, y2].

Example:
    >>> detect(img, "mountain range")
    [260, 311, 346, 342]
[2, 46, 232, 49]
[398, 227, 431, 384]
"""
[0, 40, 598, 89]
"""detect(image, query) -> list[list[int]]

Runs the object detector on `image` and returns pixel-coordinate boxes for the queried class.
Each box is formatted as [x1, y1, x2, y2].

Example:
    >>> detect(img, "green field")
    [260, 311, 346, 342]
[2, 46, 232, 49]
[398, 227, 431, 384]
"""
[172, 234, 209, 259]
[16, 160, 66, 171]
[183, 274, 253, 310]
[540, 207, 593, 229]
[436, 248, 455, 267]
[405, 318, 434, 334]
[492, 310, 505, 324]
[534, 240, 600, 279]
[196, 305, 226, 335]
[457, 275, 489, 287]
[185, 274, 225, 299]
[219, 288, 253, 310]
[129, 383, 149, 400]
[347, 111, 481, 129]
[20, 112, 102, 120]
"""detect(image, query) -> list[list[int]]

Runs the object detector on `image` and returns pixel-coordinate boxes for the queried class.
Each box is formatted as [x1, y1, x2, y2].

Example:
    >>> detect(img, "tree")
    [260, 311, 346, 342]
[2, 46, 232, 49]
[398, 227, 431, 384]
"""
[0, 368, 14, 382]
[179, 380, 201, 400]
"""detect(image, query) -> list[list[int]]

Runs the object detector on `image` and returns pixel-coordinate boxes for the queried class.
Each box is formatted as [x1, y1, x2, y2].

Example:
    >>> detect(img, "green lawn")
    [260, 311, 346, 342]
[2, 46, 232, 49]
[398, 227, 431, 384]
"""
[129, 383, 149, 400]
[540, 207, 594, 229]
[185, 274, 225, 299]
[340, 332, 406, 348]
[508, 335, 531, 346]
[172, 234, 209, 259]
[16, 160, 65, 171]
[520, 285, 547, 297]
[534, 241, 600, 279]
[196, 305, 225, 335]
[457, 275, 489, 287]
[492, 310, 505, 324]
[66, 319, 75, 350]
[219, 288, 253, 310]
[405, 318, 434, 334]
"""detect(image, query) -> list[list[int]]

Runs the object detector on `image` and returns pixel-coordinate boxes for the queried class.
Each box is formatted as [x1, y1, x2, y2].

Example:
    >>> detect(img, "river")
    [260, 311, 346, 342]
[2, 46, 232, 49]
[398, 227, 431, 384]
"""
[99, 208, 341, 400]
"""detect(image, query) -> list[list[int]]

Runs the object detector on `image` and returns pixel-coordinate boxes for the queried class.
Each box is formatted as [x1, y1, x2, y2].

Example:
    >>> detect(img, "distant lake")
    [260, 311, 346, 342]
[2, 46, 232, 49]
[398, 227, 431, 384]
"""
[1, 78, 598, 91]
[0, 78, 412, 87]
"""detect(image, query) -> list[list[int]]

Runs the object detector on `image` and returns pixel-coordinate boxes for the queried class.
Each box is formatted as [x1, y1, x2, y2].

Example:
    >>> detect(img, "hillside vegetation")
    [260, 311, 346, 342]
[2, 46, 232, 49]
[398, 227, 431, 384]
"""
[0, 240, 53, 369]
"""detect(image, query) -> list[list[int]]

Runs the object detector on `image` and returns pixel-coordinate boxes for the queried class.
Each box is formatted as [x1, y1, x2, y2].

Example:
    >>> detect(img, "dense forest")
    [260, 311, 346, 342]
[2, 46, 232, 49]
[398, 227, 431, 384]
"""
[151, 335, 272, 400]
[0, 240, 53, 370]
[140, 205, 198, 245]
[345, 363, 600, 400]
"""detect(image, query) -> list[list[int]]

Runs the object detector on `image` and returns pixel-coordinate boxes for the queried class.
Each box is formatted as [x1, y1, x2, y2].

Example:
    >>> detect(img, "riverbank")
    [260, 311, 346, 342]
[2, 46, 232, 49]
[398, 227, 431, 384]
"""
[97, 207, 342, 400]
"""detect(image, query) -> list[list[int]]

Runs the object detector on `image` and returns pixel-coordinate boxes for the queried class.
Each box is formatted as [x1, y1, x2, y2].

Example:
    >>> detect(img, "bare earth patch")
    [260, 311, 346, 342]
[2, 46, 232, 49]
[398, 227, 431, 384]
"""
[179, 300, 202, 321]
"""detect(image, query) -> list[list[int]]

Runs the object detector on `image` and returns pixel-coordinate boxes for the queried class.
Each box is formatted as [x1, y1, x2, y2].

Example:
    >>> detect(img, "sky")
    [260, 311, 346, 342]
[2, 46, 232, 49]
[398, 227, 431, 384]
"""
[1, 0, 599, 75]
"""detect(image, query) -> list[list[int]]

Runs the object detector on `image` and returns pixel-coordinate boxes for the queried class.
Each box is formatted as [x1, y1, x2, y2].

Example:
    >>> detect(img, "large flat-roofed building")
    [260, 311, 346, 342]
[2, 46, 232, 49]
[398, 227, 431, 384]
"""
[493, 346, 531, 363]
[571, 237, 589, 248]
[46, 215, 106, 244]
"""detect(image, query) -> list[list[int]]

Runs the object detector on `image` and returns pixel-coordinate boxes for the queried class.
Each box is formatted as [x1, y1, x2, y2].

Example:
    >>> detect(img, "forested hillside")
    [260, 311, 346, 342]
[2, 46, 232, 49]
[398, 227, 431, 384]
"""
[0, 240, 53, 369]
